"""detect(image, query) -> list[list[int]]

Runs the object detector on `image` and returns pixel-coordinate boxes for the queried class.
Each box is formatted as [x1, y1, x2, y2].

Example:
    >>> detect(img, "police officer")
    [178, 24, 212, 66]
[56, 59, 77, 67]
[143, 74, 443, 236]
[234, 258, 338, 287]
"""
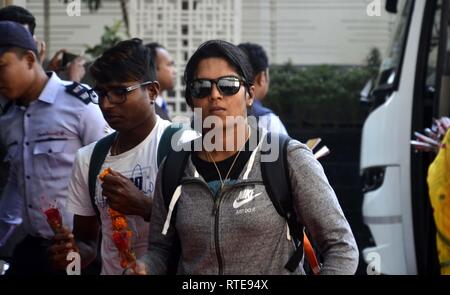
[0, 21, 109, 274]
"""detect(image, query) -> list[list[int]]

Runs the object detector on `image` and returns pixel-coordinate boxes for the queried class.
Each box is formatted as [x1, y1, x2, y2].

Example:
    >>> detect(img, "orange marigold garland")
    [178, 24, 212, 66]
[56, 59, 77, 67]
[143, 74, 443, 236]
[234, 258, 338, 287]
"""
[100, 168, 137, 270]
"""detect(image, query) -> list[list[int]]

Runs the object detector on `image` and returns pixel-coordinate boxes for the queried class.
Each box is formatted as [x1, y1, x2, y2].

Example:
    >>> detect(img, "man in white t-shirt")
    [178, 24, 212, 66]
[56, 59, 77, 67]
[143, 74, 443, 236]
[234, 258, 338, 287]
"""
[49, 39, 170, 275]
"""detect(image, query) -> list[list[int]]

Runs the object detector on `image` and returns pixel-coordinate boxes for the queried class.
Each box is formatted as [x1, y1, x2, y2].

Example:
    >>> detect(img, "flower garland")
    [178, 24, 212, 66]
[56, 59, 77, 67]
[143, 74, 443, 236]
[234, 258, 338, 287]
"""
[100, 168, 137, 270]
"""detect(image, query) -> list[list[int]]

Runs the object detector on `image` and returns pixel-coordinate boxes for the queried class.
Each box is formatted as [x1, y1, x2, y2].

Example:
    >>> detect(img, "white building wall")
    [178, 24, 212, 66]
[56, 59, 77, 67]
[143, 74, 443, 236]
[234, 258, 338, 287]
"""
[8, 0, 395, 117]
[27, 0, 124, 57]
[129, 0, 241, 117]
[241, 0, 394, 65]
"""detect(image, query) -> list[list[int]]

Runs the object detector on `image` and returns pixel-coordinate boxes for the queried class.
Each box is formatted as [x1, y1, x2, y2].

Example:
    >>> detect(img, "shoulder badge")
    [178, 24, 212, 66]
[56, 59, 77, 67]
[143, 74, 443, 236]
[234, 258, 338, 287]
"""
[65, 82, 92, 105]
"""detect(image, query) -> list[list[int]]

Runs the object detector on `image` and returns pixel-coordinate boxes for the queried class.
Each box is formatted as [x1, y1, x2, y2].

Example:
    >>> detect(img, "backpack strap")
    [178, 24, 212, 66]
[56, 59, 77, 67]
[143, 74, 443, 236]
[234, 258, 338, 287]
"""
[261, 132, 305, 272]
[157, 123, 186, 167]
[160, 144, 191, 275]
[88, 132, 117, 223]
[157, 122, 191, 209]
[161, 148, 190, 217]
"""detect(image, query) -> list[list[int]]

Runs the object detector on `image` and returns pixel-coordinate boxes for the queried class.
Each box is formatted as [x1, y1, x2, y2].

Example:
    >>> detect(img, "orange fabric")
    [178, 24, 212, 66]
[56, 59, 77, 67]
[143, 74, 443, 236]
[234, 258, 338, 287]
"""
[304, 234, 321, 275]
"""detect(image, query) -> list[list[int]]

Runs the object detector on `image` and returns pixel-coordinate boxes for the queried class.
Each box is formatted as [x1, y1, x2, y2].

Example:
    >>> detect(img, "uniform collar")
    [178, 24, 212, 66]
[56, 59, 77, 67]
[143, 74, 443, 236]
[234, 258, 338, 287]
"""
[37, 72, 62, 104]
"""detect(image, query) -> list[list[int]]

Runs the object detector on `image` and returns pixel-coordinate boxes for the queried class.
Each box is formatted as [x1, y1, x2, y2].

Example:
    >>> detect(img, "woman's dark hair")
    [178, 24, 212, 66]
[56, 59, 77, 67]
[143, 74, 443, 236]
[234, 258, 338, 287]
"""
[184, 40, 254, 107]
[90, 38, 156, 85]
[0, 5, 36, 35]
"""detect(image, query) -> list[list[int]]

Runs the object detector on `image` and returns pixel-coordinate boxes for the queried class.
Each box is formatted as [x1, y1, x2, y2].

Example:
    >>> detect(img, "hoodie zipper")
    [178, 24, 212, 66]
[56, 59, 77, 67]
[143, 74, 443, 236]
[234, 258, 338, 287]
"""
[181, 177, 263, 275]
[214, 190, 224, 275]
[212, 185, 234, 275]
[181, 178, 226, 274]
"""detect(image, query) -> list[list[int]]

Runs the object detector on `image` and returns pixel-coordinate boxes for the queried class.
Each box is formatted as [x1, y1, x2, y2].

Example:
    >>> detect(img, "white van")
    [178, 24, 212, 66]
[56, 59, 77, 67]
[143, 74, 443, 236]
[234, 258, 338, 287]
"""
[360, 0, 447, 274]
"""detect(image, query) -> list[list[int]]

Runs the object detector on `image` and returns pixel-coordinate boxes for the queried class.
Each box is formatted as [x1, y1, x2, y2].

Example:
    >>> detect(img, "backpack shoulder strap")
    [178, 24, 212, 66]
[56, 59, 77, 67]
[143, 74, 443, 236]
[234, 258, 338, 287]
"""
[160, 143, 190, 275]
[260, 132, 293, 217]
[161, 148, 190, 212]
[88, 132, 117, 222]
[157, 122, 190, 209]
[157, 123, 185, 167]
[261, 132, 305, 272]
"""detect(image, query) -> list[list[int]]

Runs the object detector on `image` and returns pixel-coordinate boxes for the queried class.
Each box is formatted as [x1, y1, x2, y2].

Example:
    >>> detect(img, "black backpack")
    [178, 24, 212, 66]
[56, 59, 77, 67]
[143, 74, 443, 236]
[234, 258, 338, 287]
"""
[88, 132, 117, 221]
[157, 126, 320, 274]
[84, 132, 117, 275]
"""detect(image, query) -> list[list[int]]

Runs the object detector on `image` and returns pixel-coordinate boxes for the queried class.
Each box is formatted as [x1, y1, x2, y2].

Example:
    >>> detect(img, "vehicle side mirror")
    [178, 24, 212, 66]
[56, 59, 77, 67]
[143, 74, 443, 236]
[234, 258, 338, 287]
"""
[360, 79, 374, 104]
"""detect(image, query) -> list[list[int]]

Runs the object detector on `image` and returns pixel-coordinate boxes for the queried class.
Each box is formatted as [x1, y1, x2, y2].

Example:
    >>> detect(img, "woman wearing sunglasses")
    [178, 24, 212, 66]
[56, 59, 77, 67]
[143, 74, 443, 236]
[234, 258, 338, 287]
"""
[137, 40, 358, 275]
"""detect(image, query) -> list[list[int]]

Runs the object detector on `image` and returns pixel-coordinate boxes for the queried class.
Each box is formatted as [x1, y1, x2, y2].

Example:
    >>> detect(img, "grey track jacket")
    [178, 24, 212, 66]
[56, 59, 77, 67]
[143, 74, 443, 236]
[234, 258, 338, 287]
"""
[143, 137, 359, 275]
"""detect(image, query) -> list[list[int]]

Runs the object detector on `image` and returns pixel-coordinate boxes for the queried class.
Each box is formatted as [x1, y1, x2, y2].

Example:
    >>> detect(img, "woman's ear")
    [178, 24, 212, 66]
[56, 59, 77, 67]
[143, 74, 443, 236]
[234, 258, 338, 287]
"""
[246, 85, 255, 107]
[146, 81, 160, 103]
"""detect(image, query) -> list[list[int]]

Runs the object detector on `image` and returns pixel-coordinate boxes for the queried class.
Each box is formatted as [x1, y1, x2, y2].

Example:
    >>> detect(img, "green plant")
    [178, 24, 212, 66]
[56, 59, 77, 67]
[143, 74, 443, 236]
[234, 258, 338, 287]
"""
[265, 48, 382, 129]
[366, 47, 382, 78]
[85, 20, 124, 58]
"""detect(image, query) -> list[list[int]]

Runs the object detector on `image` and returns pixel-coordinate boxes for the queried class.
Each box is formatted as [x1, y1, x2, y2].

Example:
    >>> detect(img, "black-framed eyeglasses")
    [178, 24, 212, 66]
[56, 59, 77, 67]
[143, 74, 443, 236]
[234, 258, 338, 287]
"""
[189, 76, 247, 99]
[89, 81, 155, 105]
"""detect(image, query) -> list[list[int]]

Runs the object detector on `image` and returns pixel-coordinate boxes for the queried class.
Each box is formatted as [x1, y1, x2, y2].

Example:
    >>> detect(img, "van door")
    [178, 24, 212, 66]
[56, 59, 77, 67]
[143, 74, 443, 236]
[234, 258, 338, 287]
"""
[410, 0, 449, 275]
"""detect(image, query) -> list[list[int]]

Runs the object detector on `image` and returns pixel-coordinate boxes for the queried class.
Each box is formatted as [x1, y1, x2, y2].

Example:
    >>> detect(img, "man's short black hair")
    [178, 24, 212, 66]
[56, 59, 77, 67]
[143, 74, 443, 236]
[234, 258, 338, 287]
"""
[238, 42, 269, 74]
[184, 39, 254, 107]
[0, 5, 36, 35]
[90, 38, 157, 85]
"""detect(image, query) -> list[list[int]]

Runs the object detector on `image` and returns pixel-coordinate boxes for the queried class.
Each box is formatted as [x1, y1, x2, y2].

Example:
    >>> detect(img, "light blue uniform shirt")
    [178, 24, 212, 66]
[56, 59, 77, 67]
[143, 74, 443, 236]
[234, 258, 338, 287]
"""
[0, 72, 108, 244]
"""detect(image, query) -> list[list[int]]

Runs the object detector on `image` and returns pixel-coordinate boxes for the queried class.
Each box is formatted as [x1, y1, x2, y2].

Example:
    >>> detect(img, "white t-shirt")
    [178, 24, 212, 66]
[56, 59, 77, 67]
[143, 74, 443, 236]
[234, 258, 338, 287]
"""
[66, 116, 171, 275]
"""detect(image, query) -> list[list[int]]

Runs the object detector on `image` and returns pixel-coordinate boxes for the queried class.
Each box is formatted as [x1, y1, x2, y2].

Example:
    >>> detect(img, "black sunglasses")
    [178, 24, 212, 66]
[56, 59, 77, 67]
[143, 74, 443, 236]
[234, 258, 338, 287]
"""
[189, 76, 247, 99]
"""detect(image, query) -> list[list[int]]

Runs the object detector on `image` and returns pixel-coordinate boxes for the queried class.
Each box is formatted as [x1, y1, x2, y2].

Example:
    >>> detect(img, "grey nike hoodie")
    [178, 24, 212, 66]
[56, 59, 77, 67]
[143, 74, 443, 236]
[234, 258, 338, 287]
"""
[142, 134, 359, 275]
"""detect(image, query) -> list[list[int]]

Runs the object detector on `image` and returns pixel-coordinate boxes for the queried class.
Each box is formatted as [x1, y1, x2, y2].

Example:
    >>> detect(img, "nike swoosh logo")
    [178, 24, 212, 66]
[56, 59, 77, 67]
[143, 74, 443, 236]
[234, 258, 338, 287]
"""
[233, 191, 262, 209]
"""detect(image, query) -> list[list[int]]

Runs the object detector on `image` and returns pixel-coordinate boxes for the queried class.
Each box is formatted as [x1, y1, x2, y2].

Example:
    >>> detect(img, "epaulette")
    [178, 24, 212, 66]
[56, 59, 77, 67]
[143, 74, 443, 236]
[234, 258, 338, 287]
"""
[1, 101, 12, 115]
[65, 82, 92, 105]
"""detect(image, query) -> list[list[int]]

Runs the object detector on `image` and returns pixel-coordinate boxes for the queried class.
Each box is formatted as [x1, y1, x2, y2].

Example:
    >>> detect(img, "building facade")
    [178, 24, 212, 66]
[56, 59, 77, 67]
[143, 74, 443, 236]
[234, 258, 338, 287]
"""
[3, 0, 394, 117]
[129, 0, 241, 116]
[242, 0, 394, 65]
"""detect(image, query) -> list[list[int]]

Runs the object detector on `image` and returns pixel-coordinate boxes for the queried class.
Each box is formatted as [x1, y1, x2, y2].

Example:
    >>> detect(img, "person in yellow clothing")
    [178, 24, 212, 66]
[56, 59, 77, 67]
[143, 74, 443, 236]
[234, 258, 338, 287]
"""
[427, 128, 450, 275]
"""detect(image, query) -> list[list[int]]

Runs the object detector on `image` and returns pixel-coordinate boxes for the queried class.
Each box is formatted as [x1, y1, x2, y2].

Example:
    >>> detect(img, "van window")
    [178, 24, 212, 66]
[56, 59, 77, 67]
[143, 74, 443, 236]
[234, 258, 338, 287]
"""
[375, 0, 414, 88]
[425, 1, 442, 87]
